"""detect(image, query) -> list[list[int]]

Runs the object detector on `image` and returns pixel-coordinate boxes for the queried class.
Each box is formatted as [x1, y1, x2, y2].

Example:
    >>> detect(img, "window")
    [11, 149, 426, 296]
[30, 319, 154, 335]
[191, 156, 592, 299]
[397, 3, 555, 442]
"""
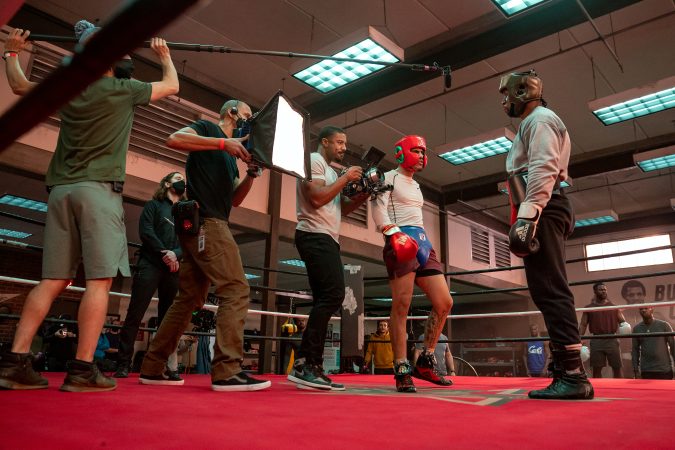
[585, 234, 673, 272]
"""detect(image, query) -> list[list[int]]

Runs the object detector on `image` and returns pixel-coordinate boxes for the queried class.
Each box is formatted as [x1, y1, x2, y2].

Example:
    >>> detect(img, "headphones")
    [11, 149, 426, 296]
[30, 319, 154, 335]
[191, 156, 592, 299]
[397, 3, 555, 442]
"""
[230, 100, 240, 116]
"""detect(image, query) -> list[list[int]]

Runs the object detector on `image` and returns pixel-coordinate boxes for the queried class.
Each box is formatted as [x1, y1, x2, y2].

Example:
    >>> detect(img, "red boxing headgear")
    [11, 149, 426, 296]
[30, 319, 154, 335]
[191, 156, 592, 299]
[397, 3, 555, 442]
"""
[394, 135, 427, 170]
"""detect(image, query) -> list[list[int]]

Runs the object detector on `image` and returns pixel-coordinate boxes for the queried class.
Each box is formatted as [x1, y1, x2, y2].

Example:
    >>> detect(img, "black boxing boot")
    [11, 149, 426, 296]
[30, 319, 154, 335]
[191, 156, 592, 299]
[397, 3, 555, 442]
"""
[528, 344, 593, 400]
[413, 351, 452, 386]
[0, 351, 48, 390]
[394, 360, 416, 393]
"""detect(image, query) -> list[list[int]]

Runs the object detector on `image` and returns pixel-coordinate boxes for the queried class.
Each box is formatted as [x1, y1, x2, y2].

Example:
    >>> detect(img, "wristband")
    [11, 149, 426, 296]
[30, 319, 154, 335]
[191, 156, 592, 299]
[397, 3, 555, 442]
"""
[218, 138, 225, 151]
[2, 51, 18, 61]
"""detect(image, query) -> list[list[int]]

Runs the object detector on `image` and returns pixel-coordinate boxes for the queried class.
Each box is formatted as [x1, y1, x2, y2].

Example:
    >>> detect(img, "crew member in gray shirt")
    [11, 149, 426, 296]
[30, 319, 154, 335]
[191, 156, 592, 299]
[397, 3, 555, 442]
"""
[632, 307, 674, 379]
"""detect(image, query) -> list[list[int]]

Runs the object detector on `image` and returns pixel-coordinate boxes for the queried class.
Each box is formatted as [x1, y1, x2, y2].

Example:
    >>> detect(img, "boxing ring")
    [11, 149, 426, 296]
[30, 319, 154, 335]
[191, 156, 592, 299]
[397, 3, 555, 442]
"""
[0, 2, 674, 447]
[1, 237, 674, 449]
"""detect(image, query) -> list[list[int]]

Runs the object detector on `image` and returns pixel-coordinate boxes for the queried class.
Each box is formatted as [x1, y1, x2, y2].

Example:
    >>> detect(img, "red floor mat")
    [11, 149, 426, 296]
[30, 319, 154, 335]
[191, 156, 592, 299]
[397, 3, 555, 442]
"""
[2, 373, 674, 449]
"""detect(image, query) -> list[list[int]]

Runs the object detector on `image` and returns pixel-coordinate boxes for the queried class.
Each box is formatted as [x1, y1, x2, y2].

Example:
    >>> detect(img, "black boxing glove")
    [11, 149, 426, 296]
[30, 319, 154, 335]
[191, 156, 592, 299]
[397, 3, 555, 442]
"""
[509, 209, 541, 257]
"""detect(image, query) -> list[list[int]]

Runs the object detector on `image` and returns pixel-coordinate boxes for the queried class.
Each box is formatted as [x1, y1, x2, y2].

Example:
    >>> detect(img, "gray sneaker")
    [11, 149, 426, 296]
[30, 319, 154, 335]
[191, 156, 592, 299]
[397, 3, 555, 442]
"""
[0, 352, 48, 390]
[60, 360, 117, 392]
[287, 360, 331, 390]
[319, 373, 346, 391]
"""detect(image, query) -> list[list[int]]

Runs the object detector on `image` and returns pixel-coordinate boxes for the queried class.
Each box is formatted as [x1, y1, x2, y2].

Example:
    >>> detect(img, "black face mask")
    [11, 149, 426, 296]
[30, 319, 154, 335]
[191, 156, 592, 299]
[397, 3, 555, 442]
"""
[171, 180, 186, 196]
[113, 58, 135, 79]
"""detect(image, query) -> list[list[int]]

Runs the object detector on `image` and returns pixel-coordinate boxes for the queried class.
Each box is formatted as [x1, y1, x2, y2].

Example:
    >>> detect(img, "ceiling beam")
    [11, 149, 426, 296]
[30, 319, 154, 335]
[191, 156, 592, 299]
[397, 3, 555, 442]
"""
[303, 0, 643, 122]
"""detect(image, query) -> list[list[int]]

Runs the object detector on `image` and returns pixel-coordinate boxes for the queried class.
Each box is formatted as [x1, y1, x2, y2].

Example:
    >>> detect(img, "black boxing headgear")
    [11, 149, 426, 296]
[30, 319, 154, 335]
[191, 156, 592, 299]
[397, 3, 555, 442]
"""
[498, 70, 543, 117]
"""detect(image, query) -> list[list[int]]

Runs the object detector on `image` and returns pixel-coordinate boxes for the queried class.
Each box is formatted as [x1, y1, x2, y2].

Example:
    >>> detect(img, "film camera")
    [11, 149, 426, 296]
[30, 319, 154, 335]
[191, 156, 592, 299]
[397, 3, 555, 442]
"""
[341, 146, 393, 198]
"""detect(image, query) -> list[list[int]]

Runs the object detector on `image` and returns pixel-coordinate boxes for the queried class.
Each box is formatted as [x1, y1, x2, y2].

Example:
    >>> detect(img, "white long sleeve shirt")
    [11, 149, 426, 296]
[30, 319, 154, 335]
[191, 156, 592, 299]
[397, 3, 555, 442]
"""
[371, 169, 424, 231]
[506, 106, 571, 219]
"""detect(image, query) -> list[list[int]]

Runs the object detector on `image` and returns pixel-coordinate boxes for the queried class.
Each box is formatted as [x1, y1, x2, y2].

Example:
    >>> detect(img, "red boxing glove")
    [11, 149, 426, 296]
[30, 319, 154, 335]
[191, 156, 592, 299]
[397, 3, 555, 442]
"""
[383, 225, 419, 263]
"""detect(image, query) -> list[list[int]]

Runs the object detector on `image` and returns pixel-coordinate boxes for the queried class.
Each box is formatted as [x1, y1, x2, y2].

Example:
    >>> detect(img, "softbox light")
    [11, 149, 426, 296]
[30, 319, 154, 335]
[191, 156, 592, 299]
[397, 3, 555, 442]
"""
[245, 91, 311, 181]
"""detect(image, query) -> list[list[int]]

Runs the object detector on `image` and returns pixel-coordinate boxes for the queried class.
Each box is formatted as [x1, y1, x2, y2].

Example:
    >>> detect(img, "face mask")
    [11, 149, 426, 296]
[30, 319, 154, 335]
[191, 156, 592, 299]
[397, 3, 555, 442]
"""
[171, 180, 186, 196]
[113, 58, 134, 79]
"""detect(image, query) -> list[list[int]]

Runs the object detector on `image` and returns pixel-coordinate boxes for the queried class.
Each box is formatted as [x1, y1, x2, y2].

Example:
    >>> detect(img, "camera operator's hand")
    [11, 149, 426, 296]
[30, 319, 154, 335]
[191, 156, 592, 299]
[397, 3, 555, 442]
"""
[56, 328, 68, 338]
[161, 250, 180, 272]
[246, 162, 263, 178]
[221, 136, 251, 162]
[342, 166, 363, 182]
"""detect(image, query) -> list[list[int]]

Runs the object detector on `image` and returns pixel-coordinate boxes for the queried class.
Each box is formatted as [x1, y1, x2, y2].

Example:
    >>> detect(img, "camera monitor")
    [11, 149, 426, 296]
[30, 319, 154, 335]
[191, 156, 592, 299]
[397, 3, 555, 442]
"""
[245, 90, 311, 181]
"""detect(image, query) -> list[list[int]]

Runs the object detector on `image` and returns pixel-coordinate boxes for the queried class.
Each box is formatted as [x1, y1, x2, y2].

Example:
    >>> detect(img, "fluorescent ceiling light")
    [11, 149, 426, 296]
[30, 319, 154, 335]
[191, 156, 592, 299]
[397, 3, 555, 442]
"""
[0, 194, 48, 212]
[633, 145, 675, 172]
[491, 0, 550, 17]
[280, 259, 306, 268]
[438, 128, 515, 165]
[245, 274, 260, 280]
[497, 179, 570, 195]
[291, 27, 403, 94]
[0, 228, 32, 239]
[589, 75, 675, 125]
[574, 209, 618, 228]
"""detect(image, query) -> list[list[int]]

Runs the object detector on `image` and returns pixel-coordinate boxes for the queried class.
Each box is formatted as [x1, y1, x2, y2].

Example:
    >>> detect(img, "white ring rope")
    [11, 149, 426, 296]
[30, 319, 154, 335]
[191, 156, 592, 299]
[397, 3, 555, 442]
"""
[2, 275, 673, 322]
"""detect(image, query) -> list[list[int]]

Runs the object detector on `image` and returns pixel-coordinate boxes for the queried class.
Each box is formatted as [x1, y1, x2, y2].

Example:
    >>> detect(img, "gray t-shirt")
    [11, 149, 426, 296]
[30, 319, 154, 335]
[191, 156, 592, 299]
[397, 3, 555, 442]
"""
[416, 334, 450, 375]
[296, 152, 341, 242]
[632, 320, 675, 373]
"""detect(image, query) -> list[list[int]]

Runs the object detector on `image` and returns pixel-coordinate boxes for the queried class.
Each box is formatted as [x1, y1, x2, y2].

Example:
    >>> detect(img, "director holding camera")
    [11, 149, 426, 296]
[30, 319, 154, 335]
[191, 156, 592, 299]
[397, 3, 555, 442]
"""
[139, 99, 271, 392]
[287, 126, 369, 391]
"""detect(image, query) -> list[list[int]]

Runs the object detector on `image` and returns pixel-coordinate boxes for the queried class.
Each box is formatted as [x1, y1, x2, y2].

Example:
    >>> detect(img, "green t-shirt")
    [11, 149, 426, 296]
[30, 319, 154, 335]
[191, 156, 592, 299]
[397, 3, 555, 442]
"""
[45, 76, 152, 186]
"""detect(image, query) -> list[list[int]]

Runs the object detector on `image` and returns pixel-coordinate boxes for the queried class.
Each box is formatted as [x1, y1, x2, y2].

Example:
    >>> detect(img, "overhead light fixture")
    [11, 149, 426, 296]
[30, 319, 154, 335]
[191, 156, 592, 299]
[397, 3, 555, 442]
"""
[280, 259, 306, 268]
[497, 179, 570, 195]
[438, 128, 515, 166]
[291, 27, 403, 94]
[574, 209, 618, 228]
[0, 194, 48, 212]
[490, 0, 550, 17]
[0, 228, 32, 239]
[589, 75, 675, 125]
[245, 274, 260, 280]
[633, 145, 675, 172]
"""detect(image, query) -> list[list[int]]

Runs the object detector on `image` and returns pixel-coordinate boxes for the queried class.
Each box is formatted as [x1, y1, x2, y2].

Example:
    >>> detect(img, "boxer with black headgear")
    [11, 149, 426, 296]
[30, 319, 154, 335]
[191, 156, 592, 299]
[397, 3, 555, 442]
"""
[372, 135, 453, 393]
[500, 70, 593, 399]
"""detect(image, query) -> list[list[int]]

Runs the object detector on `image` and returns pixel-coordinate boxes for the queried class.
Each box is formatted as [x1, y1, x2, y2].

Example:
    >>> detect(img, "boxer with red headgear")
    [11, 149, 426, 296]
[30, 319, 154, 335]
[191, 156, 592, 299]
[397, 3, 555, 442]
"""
[372, 135, 454, 393]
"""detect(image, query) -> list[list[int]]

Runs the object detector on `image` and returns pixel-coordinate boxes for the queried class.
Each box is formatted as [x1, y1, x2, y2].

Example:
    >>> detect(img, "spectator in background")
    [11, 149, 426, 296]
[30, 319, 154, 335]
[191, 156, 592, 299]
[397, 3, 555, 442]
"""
[364, 320, 394, 375]
[413, 331, 454, 382]
[282, 317, 306, 374]
[579, 282, 627, 378]
[44, 314, 78, 372]
[632, 307, 674, 380]
[523, 324, 549, 377]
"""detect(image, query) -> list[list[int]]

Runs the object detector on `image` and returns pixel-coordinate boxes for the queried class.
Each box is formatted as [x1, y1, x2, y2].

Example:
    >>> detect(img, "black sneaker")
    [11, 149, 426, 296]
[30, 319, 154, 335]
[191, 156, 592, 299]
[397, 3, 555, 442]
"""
[139, 369, 185, 386]
[394, 360, 416, 393]
[212, 372, 271, 392]
[287, 360, 331, 390]
[0, 352, 48, 390]
[318, 371, 346, 391]
[413, 352, 452, 386]
[528, 373, 594, 400]
[165, 369, 183, 382]
[113, 364, 129, 379]
[60, 360, 116, 392]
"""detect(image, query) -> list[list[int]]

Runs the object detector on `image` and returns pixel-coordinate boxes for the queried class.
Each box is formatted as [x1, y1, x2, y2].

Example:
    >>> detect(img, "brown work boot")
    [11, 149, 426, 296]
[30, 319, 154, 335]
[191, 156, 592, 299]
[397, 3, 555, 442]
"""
[60, 360, 116, 392]
[0, 351, 48, 390]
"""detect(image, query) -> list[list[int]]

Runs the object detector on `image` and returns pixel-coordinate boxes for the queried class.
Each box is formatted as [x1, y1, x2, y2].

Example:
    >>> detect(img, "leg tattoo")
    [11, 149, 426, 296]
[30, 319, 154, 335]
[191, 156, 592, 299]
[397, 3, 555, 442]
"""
[423, 310, 443, 350]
